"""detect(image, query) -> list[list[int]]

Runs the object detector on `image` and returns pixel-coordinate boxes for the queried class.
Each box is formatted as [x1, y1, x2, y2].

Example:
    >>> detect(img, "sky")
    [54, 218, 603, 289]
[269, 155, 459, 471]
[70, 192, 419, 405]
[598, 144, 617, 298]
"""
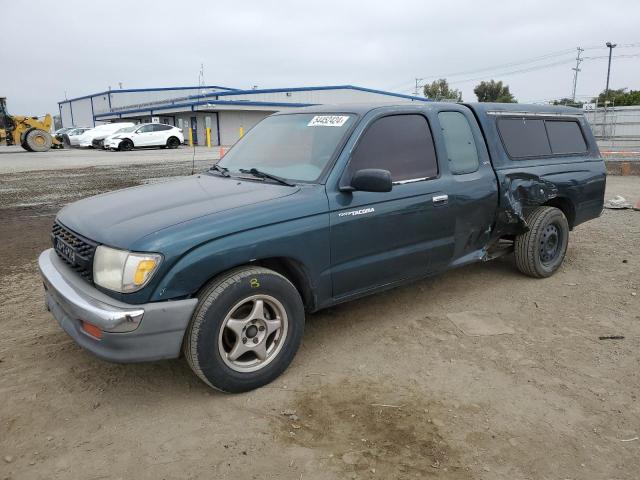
[2, 0, 639, 115]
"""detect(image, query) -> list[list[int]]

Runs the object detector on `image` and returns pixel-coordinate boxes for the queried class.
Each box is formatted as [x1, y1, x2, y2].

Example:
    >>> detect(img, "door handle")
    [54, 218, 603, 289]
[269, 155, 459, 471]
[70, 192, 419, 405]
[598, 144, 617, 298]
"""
[432, 194, 448, 205]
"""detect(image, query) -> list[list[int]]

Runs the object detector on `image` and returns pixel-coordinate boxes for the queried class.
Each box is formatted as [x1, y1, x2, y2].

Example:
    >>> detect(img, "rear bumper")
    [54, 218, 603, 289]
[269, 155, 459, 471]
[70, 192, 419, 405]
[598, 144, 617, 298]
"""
[39, 249, 198, 362]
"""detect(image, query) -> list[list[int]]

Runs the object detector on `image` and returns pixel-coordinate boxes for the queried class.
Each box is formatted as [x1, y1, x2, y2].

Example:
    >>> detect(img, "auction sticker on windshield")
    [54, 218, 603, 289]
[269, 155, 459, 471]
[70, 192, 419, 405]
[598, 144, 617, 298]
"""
[307, 115, 350, 127]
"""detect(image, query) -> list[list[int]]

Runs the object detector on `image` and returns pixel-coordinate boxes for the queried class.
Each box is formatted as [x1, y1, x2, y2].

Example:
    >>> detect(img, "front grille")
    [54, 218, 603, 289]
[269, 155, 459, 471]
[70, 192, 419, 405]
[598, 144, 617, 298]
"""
[51, 222, 98, 282]
[91, 138, 104, 148]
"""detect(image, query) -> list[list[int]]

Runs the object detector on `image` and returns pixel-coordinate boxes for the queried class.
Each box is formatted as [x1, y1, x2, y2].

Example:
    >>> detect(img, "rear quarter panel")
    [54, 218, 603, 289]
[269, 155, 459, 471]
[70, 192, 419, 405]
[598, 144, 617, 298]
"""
[466, 103, 606, 237]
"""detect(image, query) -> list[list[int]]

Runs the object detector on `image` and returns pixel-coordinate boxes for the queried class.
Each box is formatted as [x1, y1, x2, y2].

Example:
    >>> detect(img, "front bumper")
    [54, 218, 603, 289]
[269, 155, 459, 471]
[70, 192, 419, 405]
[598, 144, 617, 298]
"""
[38, 249, 198, 362]
[103, 139, 120, 149]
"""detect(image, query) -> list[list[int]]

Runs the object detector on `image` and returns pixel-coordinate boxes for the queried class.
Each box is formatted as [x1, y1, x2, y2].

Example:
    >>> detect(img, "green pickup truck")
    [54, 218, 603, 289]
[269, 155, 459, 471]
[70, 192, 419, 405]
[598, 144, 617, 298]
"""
[40, 102, 606, 392]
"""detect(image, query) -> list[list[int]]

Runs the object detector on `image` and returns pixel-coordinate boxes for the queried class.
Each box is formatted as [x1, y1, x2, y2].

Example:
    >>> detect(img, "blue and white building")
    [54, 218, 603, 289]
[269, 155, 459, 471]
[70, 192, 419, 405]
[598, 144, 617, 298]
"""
[58, 85, 428, 145]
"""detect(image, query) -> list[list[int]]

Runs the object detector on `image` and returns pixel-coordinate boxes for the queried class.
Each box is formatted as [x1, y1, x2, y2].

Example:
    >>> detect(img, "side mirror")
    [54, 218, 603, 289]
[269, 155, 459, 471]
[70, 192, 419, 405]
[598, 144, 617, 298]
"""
[348, 169, 392, 193]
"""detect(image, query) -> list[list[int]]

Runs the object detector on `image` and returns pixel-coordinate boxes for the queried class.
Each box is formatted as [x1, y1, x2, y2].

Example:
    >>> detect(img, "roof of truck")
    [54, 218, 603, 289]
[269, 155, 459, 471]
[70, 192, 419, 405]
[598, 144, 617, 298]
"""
[276, 102, 584, 116]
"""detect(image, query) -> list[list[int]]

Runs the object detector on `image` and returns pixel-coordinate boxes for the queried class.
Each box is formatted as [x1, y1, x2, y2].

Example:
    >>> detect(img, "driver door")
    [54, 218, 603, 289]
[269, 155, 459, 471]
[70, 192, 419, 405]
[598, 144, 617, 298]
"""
[134, 124, 154, 146]
[328, 113, 455, 298]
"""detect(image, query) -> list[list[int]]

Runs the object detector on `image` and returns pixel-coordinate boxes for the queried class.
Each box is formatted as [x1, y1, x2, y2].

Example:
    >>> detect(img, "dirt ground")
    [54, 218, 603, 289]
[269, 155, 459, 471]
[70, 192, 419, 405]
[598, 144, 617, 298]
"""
[0, 155, 638, 480]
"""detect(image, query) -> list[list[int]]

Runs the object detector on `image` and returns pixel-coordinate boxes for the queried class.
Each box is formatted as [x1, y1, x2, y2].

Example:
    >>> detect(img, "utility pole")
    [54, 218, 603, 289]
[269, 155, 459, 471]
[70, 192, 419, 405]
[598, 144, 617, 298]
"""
[605, 42, 617, 100]
[571, 47, 584, 103]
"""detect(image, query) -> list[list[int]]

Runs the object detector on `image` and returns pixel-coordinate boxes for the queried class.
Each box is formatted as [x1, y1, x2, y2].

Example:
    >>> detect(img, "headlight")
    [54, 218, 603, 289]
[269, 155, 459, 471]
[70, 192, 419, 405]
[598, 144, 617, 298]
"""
[93, 246, 162, 293]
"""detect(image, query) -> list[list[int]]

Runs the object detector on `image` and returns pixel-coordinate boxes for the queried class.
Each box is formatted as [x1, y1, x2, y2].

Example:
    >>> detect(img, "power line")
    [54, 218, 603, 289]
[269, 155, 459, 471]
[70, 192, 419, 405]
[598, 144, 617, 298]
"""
[406, 42, 640, 91]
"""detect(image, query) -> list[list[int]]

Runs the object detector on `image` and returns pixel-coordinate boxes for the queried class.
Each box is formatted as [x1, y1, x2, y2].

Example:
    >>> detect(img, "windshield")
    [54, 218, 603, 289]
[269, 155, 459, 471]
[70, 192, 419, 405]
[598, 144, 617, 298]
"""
[218, 113, 355, 182]
[115, 126, 137, 134]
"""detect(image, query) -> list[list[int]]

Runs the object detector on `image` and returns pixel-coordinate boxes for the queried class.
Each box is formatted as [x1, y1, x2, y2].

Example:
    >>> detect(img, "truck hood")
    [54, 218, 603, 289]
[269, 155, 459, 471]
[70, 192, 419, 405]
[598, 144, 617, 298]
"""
[57, 174, 300, 248]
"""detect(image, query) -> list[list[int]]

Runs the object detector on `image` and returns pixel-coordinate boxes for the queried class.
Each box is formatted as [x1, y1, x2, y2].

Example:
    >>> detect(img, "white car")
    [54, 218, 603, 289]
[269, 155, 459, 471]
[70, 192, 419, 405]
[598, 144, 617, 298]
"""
[62, 127, 93, 147]
[103, 123, 184, 151]
[76, 123, 135, 148]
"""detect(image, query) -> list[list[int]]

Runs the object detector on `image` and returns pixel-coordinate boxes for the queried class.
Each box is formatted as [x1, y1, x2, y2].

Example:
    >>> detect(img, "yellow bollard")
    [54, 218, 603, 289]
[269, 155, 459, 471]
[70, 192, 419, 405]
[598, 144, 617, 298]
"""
[239, 126, 244, 138]
[206, 127, 211, 147]
[188, 127, 193, 147]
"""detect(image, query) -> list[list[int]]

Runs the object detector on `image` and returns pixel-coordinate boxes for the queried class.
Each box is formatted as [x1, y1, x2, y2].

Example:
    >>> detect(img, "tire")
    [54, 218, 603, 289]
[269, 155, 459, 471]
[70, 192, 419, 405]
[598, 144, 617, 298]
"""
[166, 136, 180, 149]
[20, 129, 34, 151]
[514, 206, 569, 278]
[118, 138, 134, 151]
[25, 128, 52, 152]
[184, 266, 305, 393]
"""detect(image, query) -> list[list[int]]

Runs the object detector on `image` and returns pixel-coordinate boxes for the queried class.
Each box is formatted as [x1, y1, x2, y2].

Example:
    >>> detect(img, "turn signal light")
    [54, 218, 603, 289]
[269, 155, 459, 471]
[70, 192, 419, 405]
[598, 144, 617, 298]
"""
[82, 321, 102, 340]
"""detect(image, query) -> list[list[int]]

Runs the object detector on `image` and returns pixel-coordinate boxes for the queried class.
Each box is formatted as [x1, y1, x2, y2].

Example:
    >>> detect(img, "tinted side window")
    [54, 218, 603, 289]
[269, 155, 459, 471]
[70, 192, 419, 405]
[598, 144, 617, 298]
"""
[546, 121, 587, 154]
[498, 118, 551, 158]
[153, 124, 172, 131]
[138, 125, 154, 133]
[350, 114, 438, 182]
[438, 112, 479, 174]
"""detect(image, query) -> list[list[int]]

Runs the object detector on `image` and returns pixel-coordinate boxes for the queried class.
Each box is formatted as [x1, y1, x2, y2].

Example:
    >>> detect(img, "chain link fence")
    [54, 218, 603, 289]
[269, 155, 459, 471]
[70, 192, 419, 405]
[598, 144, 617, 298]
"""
[584, 104, 640, 160]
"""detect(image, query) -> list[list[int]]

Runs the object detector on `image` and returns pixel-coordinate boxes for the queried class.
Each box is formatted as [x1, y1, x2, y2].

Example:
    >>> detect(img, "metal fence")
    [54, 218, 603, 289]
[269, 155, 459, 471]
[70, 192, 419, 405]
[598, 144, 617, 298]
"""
[584, 105, 640, 158]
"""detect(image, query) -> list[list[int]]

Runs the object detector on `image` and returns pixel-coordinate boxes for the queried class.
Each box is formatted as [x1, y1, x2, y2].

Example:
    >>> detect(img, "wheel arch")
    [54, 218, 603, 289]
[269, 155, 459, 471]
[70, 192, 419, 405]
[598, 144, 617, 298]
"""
[192, 257, 316, 313]
[252, 257, 316, 312]
[542, 196, 576, 229]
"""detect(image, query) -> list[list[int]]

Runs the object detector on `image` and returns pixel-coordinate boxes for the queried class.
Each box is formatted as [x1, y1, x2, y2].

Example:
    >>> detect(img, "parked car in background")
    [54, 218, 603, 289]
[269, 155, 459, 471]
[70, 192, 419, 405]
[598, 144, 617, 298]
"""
[53, 127, 76, 138]
[103, 123, 184, 151]
[100, 125, 137, 149]
[75, 123, 134, 148]
[59, 127, 92, 147]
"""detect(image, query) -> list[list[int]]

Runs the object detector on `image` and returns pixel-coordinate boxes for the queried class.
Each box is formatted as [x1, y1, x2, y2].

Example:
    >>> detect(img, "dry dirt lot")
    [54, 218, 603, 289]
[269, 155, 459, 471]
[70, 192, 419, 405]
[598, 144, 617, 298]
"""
[0, 151, 638, 480]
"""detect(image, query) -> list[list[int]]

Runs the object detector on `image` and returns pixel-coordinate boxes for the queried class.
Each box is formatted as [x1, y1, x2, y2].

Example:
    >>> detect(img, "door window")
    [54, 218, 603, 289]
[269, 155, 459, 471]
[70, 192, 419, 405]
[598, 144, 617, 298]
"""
[137, 124, 154, 133]
[152, 124, 172, 132]
[438, 112, 479, 174]
[349, 114, 438, 182]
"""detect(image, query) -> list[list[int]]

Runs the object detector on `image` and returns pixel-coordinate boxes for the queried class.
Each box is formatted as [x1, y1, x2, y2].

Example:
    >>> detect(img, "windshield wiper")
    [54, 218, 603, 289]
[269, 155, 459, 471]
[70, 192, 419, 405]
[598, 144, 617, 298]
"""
[210, 164, 230, 177]
[239, 168, 295, 187]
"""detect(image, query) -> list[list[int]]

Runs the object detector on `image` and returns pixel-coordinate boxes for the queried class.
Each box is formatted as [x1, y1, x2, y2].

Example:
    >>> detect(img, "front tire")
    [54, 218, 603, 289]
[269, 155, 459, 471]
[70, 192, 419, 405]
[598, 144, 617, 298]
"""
[118, 138, 134, 151]
[514, 206, 569, 278]
[25, 128, 52, 152]
[184, 267, 305, 393]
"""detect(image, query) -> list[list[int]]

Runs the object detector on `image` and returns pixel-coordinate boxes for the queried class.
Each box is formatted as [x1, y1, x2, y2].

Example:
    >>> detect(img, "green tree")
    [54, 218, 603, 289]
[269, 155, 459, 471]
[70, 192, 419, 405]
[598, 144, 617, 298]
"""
[423, 79, 462, 101]
[551, 98, 583, 108]
[473, 80, 516, 103]
[593, 88, 640, 106]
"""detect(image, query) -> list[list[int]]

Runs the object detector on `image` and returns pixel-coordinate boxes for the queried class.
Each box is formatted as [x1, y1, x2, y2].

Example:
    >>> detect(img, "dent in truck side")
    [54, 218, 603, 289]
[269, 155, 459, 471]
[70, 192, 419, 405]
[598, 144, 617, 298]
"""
[467, 103, 606, 243]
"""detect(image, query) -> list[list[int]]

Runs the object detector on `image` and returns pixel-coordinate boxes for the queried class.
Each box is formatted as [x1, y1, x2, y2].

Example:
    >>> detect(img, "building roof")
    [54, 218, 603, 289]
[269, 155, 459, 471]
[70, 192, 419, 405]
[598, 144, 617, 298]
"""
[83, 85, 430, 120]
[58, 85, 238, 104]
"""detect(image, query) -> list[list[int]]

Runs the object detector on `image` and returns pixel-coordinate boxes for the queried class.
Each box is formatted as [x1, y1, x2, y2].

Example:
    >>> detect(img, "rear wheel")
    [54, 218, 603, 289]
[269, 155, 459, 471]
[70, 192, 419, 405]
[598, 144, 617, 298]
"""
[24, 129, 52, 152]
[514, 206, 569, 278]
[119, 139, 134, 151]
[167, 136, 180, 149]
[184, 267, 305, 392]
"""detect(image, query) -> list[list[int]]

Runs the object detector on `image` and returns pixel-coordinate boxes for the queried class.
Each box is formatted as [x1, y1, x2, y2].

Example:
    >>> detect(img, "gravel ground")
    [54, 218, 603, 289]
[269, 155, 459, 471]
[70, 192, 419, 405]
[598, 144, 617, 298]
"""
[0, 152, 638, 480]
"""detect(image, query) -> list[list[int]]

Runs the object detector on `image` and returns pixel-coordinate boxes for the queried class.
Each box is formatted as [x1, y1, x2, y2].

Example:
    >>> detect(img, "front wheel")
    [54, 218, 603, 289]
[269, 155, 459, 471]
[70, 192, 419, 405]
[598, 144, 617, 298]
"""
[118, 138, 134, 151]
[166, 136, 180, 149]
[25, 129, 53, 152]
[514, 206, 569, 278]
[184, 267, 305, 392]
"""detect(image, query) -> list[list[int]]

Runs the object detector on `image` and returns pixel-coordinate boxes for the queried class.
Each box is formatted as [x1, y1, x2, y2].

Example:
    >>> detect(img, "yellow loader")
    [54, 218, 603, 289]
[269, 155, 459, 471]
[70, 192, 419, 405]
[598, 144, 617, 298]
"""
[0, 97, 61, 152]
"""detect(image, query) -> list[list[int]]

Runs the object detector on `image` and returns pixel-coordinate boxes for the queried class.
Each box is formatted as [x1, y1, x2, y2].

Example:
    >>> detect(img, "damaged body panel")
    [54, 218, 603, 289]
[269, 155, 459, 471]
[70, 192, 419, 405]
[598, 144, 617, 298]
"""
[466, 103, 606, 244]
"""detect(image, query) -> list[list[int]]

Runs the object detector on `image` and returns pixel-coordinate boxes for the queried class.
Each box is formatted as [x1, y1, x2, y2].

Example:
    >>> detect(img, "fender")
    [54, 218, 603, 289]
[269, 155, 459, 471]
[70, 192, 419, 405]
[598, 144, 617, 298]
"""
[149, 212, 332, 306]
